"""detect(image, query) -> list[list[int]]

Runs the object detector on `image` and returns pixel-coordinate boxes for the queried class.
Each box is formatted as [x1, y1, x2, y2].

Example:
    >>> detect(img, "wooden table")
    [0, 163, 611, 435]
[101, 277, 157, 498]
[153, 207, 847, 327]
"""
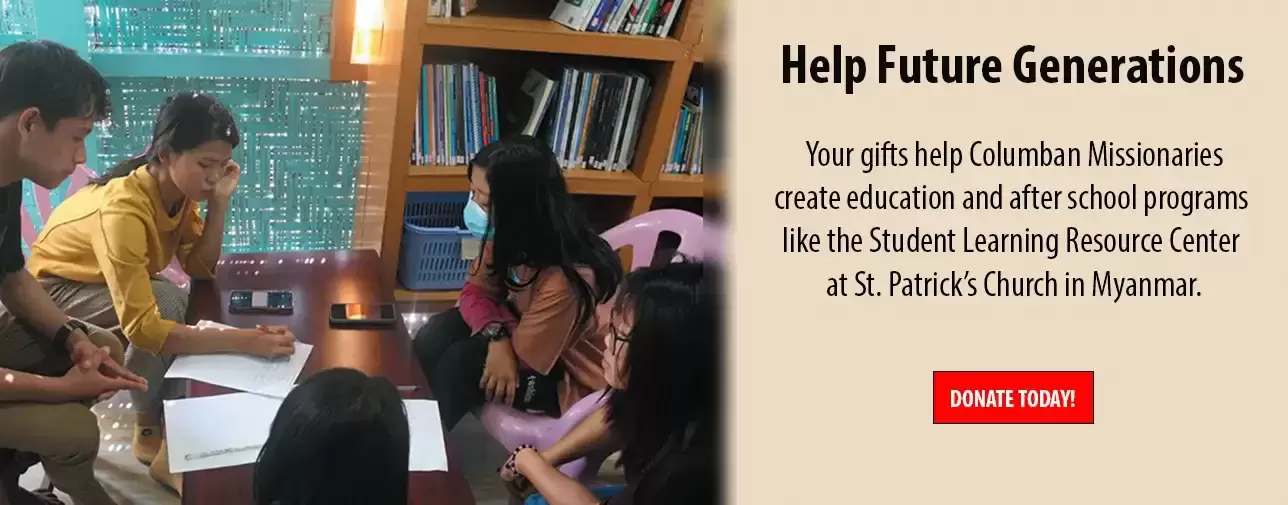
[180, 250, 475, 505]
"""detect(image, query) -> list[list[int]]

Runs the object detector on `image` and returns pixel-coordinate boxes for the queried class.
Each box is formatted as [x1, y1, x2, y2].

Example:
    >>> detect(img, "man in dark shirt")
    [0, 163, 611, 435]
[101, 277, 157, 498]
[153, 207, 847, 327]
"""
[0, 40, 147, 505]
[0, 183, 25, 275]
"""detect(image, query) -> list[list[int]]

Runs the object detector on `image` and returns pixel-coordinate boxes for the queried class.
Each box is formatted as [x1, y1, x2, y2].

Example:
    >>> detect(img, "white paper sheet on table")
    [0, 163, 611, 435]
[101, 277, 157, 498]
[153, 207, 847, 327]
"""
[163, 392, 281, 473]
[164, 320, 313, 399]
[163, 394, 450, 473]
[404, 399, 450, 472]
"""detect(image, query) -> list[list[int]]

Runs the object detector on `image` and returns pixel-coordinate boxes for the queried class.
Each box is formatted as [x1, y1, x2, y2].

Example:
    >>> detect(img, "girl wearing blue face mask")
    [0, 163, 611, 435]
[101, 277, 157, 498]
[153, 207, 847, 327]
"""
[412, 135, 623, 431]
[463, 191, 490, 238]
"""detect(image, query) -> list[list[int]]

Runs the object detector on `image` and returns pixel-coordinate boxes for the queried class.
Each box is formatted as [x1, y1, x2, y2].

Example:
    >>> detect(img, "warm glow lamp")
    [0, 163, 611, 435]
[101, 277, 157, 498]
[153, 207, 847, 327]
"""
[351, 0, 384, 64]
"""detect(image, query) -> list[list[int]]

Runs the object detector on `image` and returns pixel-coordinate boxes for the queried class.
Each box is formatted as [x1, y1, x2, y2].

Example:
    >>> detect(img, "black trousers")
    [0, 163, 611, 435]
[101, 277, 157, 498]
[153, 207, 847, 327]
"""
[412, 308, 563, 431]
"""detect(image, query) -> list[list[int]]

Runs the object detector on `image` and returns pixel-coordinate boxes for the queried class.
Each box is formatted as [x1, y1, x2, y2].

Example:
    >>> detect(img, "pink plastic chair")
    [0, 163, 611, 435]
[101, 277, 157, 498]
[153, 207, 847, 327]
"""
[476, 209, 705, 491]
[701, 219, 724, 263]
[477, 389, 613, 484]
[601, 208, 705, 269]
[19, 165, 190, 290]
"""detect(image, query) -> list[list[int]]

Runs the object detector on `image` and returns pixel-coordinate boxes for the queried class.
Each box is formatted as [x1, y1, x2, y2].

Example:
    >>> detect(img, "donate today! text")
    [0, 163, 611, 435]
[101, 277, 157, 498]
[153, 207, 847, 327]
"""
[950, 389, 1077, 409]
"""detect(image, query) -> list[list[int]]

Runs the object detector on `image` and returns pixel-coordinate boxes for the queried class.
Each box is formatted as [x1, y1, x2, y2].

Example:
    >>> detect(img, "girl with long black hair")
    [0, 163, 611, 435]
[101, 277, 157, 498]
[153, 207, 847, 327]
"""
[253, 368, 410, 505]
[412, 134, 623, 431]
[501, 260, 720, 504]
[25, 92, 296, 493]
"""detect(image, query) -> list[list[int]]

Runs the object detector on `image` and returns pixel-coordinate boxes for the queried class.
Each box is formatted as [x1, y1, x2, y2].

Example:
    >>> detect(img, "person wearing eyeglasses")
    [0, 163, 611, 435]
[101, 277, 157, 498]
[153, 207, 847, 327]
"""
[499, 261, 720, 505]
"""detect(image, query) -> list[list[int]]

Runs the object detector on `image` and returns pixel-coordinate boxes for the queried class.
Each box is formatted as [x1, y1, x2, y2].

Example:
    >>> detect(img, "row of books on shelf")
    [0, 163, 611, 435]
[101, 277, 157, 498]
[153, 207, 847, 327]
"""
[551, 0, 684, 37]
[546, 67, 652, 171]
[427, 0, 683, 38]
[412, 63, 501, 166]
[426, 0, 478, 17]
[663, 84, 703, 175]
[412, 62, 653, 173]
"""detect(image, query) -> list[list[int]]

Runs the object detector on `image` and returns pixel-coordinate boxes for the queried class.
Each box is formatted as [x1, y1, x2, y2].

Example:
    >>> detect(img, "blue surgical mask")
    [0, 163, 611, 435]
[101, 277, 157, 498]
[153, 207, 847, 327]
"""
[463, 194, 491, 239]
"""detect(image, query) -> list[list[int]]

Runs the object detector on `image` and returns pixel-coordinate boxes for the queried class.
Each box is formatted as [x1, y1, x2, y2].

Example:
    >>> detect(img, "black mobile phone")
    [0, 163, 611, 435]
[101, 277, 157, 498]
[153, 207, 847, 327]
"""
[229, 290, 294, 315]
[329, 303, 398, 328]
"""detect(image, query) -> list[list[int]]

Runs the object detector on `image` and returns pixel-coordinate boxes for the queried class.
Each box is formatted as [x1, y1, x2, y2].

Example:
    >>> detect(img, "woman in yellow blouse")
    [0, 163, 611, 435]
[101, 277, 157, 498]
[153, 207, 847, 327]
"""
[26, 92, 296, 492]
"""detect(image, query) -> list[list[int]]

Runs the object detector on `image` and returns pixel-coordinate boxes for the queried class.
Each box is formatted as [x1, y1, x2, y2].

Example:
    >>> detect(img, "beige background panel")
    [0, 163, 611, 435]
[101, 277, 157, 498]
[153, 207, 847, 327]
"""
[732, 0, 1287, 503]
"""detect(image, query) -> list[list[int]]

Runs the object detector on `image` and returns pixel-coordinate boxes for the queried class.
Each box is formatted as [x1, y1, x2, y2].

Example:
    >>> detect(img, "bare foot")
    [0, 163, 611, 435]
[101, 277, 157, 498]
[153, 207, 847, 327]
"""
[147, 439, 182, 497]
[132, 411, 163, 466]
[132, 424, 162, 466]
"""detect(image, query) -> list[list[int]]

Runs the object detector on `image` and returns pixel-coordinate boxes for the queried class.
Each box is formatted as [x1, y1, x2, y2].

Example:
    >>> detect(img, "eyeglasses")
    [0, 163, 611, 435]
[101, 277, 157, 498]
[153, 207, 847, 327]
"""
[609, 324, 630, 354]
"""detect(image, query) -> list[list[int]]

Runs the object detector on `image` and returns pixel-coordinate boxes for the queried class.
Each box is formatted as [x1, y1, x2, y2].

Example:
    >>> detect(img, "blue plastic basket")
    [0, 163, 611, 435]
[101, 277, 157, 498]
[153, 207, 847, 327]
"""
[397, 192, 475, 291]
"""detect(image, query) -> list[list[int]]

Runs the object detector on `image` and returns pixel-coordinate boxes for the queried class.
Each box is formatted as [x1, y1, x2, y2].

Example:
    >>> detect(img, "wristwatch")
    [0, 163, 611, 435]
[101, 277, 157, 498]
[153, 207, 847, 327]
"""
[475, 321, 509, 342]
[53, 319, 90, 351]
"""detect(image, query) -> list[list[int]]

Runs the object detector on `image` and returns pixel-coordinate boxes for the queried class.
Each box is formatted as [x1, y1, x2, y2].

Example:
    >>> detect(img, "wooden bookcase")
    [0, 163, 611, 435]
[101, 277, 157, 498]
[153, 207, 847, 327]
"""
[342, 0, 717, 303]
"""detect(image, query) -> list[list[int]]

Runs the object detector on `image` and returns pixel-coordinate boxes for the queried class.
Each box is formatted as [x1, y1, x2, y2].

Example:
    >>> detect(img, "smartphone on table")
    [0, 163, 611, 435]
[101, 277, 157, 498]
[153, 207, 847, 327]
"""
[329, 303, 398, 328]
[229, 290, 294, 315]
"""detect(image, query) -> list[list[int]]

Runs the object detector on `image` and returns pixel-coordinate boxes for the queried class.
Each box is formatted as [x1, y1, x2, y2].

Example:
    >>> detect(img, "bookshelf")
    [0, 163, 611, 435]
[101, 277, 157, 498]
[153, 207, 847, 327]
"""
[346, 0, 716, 301]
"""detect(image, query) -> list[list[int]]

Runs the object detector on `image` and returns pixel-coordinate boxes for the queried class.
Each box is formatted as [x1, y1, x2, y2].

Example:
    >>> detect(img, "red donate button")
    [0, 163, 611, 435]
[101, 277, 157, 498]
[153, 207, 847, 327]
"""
[932, 371, 1094, 424]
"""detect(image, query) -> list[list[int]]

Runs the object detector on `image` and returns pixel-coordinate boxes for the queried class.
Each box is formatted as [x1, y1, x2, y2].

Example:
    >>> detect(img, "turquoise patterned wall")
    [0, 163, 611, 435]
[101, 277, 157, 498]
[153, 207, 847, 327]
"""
[5, 0, 364, 254]
[99, 78, 363, 252]
[0, 0, 36, 38]
[87, 0, 332, 54]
